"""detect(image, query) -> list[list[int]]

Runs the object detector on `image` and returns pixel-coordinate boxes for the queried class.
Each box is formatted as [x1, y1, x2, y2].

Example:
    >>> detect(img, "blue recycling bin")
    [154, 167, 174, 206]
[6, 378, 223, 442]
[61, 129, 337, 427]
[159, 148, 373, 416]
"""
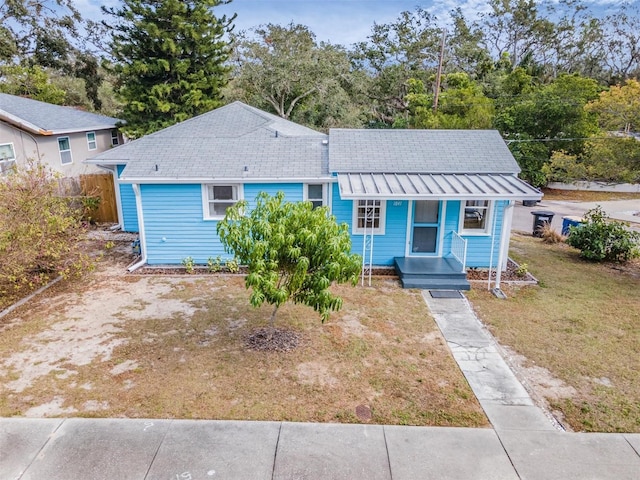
[562, 216, 583, 236]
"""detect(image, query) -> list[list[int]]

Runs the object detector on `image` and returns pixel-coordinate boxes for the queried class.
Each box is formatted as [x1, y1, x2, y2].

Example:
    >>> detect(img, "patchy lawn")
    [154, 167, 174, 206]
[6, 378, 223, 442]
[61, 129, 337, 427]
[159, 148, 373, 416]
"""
[0, 244, 486, 427]
[467, 233, 640, 433]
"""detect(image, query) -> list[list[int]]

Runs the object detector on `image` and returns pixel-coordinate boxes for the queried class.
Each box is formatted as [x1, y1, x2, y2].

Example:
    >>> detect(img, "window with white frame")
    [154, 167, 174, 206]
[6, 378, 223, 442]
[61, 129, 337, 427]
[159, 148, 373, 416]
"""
[111, 130, 120, 146]
[353, 199, 385, 234]
[86, 131, 97, 150]
[461, 200, 492, 234]
[58, 137, 72, 164]
[0, 143, 16, 163]
[305, 183, 326, 209]
[203, 185, 241, 219]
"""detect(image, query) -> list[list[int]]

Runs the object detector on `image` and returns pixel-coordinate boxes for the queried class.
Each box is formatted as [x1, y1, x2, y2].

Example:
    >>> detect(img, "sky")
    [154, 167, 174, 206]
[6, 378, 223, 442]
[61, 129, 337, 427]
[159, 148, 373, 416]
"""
[84, 0, 630, 47]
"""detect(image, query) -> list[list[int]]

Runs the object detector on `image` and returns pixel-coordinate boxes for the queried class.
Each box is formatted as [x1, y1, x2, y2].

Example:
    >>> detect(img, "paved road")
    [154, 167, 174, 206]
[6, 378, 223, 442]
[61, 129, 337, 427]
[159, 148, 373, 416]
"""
[512, 199, 640, 234]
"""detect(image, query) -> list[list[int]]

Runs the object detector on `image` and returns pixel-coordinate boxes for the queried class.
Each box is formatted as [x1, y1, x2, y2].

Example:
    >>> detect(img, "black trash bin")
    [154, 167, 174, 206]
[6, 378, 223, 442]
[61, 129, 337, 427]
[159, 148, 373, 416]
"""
[531, 210, 555, 237]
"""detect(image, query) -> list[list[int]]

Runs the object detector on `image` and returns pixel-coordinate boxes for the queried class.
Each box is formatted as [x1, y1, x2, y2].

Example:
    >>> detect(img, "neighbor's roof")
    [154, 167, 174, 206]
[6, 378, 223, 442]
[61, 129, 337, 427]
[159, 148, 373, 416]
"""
[329, 129, 521, 174]
[88, 101, 329, 181]
[0, 93, 121, 135]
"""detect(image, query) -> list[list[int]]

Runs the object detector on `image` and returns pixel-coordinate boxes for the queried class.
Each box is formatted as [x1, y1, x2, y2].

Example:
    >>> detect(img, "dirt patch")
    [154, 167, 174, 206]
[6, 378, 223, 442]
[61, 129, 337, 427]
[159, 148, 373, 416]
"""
[0, 275, 200, 393]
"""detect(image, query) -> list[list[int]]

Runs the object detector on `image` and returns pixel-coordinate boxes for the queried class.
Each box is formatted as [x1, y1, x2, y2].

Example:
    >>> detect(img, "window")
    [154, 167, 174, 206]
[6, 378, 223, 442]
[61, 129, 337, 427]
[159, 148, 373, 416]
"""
[461, 200, 492, 234]
[203, 184, 241, 219]
[86, 131, 97, 150]
[58, 137, 72, 165]
[353, 200, 385, 234]
[0, 143, 16, 162]
[305, 183, 326, 209]
[111, 130, 120, 146]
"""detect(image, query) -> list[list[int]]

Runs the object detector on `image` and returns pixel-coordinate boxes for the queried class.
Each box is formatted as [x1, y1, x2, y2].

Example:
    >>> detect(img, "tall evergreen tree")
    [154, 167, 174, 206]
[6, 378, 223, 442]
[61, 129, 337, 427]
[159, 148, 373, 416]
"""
[104, 0, 235, 137]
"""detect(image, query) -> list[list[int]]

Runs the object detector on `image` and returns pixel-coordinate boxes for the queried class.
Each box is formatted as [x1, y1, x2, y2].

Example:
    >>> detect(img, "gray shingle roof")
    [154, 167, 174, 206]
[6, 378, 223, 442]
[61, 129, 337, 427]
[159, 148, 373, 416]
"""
[89, 101, 328, 180]
[0, 93, 121, 134]
[89, 102, 522, 182]
[329, 129, 520, 174]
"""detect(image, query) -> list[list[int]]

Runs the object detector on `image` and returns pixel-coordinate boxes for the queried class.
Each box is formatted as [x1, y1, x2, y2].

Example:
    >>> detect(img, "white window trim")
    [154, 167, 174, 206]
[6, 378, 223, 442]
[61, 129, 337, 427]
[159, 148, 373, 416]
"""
[352, 199, 386, 235]
[0, 142, 16, 162]
[86, 131, 97, 151]
[58, 136, 73, 165]
[303, 183, 328, 208]
[201, 184, 244, 220]
[111, 130, 120, 146]
[459, 199, 493, 236]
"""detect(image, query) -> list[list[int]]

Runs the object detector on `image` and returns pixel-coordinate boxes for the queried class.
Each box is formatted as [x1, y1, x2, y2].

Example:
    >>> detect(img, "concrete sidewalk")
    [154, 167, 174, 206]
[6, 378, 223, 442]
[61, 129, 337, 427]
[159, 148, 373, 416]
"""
[2, 417, 640, 480]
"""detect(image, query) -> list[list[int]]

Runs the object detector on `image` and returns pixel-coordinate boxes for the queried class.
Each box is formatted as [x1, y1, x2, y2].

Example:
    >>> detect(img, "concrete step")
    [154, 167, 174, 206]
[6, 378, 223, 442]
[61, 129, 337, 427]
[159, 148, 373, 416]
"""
[400, 277, 471, 290]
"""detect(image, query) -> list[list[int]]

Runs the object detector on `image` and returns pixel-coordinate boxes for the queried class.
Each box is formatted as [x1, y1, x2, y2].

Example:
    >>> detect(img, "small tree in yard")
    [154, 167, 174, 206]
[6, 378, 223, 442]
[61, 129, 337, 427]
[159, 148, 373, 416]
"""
[566, 206, 640, 262]
[217, 192, 362, 330]
[0, 162, 92, 305]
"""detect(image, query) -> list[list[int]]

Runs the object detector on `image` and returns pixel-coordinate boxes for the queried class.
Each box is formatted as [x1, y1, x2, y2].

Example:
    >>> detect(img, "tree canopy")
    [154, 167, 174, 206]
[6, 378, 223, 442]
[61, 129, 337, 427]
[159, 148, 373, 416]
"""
[3, 1, 640, 184]
[217, 192, 362, 325]
[226, 23, 365, 128]
[103, 0, 235, 137]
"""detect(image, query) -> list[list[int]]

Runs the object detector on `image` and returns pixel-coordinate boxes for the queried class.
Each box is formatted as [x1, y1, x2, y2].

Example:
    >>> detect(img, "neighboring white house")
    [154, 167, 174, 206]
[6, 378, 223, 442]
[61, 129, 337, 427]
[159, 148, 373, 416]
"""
[0, 93, 124, 176]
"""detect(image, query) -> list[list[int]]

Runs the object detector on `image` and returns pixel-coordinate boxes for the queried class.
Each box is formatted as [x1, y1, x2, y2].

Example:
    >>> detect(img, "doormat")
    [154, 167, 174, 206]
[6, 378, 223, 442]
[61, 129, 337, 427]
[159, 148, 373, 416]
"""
[429, 290, 463, 299]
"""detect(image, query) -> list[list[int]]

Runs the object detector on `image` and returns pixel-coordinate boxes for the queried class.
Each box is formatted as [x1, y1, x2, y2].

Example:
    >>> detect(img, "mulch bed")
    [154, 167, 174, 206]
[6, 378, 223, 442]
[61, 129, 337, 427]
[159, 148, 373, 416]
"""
[466, 258, 537, 282]
[244, 327, 303, 352]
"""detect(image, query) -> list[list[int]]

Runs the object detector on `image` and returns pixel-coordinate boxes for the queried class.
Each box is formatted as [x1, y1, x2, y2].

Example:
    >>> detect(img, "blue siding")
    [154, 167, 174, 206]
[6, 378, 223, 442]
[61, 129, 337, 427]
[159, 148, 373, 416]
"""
[117, 165, 138, 232]
[141, 183, 306, 265]
[138, 179, 510, 268]
[331, 187, 408, 266]
[244, 183, 303, 209]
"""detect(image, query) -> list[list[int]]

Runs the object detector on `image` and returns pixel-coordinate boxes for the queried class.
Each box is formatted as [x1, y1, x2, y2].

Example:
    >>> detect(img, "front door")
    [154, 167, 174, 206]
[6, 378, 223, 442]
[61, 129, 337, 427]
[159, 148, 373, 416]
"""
[410, 200, 440, 255]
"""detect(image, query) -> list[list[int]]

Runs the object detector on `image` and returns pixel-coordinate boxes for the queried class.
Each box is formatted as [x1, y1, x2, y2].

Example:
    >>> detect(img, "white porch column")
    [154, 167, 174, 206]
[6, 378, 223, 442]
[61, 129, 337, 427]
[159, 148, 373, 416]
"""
[494, 200, 515, 290]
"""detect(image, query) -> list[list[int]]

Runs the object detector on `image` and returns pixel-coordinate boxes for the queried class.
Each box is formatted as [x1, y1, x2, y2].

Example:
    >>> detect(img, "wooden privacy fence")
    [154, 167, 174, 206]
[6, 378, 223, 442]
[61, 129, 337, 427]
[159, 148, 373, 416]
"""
[57, 174, 118, 223]
[80, 173, 118, 223]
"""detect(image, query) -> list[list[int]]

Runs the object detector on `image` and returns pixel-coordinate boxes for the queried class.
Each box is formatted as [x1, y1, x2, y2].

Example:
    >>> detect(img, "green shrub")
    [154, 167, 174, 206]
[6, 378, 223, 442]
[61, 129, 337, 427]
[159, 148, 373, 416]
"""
[181, 256, 195, 274]
[0, 161, 93, 303]
[565, 206, 640, 262]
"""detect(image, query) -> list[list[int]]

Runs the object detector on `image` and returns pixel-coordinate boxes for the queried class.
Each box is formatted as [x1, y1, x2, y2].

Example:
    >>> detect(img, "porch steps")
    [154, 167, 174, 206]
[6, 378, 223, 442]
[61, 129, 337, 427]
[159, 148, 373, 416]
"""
[394, 257, 470, 291]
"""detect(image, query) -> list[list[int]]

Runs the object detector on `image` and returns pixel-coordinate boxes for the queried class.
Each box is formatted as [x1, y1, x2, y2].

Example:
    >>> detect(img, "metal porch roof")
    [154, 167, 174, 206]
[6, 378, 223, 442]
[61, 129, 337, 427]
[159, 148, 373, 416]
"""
[337, 173, 542, 200]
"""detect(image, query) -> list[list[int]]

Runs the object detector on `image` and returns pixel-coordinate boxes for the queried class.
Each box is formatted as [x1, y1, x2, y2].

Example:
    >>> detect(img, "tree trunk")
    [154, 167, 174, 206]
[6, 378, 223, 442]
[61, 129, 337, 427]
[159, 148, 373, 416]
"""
[268, 304, 279, 338]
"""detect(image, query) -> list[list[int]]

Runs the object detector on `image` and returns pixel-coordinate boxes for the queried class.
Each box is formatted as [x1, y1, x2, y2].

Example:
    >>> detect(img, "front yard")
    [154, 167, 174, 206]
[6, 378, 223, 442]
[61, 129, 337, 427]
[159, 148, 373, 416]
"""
[0, 245, 486, 427]
[468, 233, 640, 433]
[3, 227, 639, 432]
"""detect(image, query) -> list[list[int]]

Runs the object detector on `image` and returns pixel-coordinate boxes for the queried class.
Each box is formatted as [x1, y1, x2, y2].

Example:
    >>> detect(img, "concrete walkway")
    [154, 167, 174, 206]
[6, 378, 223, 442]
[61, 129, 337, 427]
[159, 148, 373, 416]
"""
[422, 293, 557, 432]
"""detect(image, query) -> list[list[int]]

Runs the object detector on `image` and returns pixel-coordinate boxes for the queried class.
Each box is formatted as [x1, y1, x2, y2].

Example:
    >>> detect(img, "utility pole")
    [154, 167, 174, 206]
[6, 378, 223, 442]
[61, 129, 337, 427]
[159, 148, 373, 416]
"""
[433, 28, 446, 113]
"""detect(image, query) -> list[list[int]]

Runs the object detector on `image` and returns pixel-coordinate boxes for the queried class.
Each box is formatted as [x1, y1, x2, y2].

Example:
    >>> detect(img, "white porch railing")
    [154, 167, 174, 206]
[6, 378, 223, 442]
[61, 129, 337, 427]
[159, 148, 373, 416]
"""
[450, 231, 467, 273]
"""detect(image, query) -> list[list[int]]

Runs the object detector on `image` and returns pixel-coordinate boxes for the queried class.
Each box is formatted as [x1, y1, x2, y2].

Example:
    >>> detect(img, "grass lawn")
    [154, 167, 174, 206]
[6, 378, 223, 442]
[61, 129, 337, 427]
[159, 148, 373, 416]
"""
[467, 233, 640, 433]
[0, 253, 487, 427]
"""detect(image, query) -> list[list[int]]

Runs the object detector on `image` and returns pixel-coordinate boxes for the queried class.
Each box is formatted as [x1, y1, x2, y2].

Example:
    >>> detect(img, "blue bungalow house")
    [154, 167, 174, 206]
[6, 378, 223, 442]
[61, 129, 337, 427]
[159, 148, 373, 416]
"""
[87, 101, 542, 290]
